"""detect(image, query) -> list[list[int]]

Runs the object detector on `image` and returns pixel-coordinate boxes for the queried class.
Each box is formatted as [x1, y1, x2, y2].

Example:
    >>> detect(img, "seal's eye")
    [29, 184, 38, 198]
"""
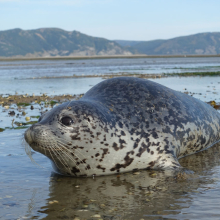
[61, 116, 73, 126]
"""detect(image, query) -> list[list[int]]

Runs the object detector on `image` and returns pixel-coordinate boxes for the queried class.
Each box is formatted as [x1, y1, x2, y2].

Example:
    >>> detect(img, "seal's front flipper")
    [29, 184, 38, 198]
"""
[149, 153, 194, 177]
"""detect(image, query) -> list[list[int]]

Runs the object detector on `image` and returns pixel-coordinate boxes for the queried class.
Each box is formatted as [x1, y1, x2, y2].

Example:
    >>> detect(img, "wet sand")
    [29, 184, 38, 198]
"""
[0, 93, 82, 106]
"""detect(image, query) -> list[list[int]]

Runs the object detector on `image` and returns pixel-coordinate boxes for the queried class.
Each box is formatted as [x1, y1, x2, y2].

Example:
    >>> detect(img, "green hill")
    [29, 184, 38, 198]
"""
[0, 28, 133, 57]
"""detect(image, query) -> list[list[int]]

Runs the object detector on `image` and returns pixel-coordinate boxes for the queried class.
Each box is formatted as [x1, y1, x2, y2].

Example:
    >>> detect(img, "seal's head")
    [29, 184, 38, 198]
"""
[24, 100, 115, 177]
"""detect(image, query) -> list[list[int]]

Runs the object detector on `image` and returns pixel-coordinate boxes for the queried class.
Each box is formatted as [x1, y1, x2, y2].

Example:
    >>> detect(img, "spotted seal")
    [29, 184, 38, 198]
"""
[24, 77, 220, 177]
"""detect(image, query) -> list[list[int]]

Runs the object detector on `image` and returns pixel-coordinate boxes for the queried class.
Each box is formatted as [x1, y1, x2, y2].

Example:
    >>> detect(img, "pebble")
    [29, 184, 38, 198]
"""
[91, 214, 101, 218]
[25, 117, 30, 121]
[8, 111, 15, 116]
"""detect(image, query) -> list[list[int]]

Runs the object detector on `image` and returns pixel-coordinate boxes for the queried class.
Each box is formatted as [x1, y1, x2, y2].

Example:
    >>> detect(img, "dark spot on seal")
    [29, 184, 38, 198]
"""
[119, 139, 126, 149]
[101, 148, 108, 159]
[136, 142, 150, 157]
[104, 127, 109, 132]
[71, 134, 81, 140]
[118, 121, 123, 128]
[97, 165, 106, 172]
[110, 151, 134, 172]
[113, 142, 119, 151]
[121, 131, 126, 136]
[71, 167, 80, 175]
[148, 161, 156, 168]
[133, 138, 140, 149]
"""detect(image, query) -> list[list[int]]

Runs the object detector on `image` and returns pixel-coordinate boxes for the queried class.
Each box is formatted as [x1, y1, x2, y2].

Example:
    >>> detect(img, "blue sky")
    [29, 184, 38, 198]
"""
[1, 0, 220, 41]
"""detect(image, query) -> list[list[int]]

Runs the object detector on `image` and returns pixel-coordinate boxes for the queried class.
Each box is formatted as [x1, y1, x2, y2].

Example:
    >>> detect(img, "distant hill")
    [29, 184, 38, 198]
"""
[115, 32, 220, 55]
[1, 29, 220, 57]
[0, 28, 134, 57]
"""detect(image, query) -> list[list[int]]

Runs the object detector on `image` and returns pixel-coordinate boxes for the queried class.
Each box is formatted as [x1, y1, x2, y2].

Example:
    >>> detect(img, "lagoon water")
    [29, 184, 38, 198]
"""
[1, 57, 220, 219]
[0, 56, 220, 95]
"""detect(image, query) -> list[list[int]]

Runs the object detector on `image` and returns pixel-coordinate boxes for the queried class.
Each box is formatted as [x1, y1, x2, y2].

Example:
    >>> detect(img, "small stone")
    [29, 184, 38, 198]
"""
[22, 111, 26, 116]
[8, 111, 15, 116]
[25, 117, 30, 121]
[30, 105, 34, 110]
[133, 172, 140, 175]
[91, 214, 101, 218]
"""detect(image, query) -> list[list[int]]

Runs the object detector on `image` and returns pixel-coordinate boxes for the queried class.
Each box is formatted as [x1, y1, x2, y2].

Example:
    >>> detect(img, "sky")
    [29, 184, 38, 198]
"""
[1, 0, 220, 41]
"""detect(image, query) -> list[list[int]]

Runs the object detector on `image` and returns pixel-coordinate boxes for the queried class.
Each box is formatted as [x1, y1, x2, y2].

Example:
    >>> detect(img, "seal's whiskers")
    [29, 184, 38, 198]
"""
[56, 143, 80, 174]
[48, 144, 72, 174]
[56, 138, 91, 174]
[56, 140, 89, 175]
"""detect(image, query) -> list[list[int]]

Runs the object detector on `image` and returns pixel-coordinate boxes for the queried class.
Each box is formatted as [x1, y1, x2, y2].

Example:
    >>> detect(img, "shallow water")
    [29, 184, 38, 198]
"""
[1, 58, 220, 219]
[0, 57, 220, 95]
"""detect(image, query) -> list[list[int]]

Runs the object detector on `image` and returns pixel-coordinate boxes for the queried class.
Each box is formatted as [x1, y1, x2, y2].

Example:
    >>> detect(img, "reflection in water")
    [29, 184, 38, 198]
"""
[31, 143, 220, 220]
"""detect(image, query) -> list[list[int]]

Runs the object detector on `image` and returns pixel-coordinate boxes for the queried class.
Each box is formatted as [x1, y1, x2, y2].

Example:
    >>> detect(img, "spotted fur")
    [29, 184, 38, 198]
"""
[24, 77, 220, 176]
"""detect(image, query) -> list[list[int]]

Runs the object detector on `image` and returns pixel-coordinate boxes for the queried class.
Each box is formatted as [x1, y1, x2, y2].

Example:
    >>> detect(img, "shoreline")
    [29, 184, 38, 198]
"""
[25, 71, 220, 80]
[1, 54, 220, 61]
[27, 73, 164, 80]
